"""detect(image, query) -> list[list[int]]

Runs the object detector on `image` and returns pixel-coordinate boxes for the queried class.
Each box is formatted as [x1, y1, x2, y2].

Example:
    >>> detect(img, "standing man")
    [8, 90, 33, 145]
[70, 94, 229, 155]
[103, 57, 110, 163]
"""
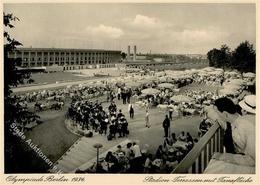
[117, 87, 121, 100]
[128, 103, 134, 119]
[145, 110, 150, 128]
[168, 106, 173, 120]
[162, 115, 170, 137]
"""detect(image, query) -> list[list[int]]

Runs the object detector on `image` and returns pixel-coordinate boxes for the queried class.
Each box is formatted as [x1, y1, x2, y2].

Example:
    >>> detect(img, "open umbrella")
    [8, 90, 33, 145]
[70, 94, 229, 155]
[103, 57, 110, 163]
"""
[155, 71, 166, 77]
[224, 84, 241, 91]
[170, 95, 194, 103]
[228, 79, 246, 86]
[158, 83, 175, 89]
[141, 88, 160, 95]
[157, 104, 169, 109]
[219, 88, 239, 96]
[158, 76, 168, 83]
[243, 72, 255, 78]
[225, 71, 239, 76]
[125, 81, 141, 88]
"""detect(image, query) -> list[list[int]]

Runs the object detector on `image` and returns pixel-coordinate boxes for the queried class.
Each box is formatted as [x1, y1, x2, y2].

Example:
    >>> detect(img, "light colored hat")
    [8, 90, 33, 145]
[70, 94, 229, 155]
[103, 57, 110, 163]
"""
[117, 152, 125, 157]
[168, 148, 175, 153]
[239, 95, 256, 114]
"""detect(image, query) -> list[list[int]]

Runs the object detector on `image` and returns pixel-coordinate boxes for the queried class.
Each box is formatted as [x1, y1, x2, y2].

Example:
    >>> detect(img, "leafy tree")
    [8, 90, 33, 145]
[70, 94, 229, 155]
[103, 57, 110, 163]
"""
[207, 41, 256, 73]
[207, 48, 221, 67]
[121, 52, 126, 60]
[207, 45, 231, 69]
[231, 41, 256, 73]
[219, 44, 231, 69]
[4, 13, 48, 173]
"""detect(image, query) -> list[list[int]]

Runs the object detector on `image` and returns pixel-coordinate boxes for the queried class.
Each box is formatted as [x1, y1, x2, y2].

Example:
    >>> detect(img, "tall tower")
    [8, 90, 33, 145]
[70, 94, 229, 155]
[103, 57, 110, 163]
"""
[133, 45, 137, 61]
[127, 45, 131, 60]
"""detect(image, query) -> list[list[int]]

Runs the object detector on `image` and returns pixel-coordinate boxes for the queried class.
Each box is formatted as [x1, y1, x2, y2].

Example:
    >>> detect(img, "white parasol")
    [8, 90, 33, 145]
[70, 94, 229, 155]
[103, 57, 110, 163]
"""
[170, 95, 194, 103]
[141, 88, 160, 95]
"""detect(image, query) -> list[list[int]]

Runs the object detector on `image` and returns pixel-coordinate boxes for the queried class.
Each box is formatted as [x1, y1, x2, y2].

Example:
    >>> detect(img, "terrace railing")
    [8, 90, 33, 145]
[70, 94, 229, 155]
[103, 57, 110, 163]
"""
[172, 122, 224, 174]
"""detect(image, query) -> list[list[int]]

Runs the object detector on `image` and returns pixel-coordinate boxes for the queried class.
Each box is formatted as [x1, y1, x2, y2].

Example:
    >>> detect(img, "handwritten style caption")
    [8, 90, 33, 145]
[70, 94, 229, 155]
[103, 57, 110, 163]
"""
[143, 176, 253, 184]
[5, 175, 85, 184]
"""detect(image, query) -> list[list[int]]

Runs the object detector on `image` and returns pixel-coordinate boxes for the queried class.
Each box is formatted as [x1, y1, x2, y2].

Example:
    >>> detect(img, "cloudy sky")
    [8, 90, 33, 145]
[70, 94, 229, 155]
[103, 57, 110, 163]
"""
[4, 3, 255, 54]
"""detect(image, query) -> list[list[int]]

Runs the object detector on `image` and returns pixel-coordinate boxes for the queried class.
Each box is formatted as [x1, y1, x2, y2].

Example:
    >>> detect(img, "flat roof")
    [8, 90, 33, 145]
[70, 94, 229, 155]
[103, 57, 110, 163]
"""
[15, 47, 121, 53]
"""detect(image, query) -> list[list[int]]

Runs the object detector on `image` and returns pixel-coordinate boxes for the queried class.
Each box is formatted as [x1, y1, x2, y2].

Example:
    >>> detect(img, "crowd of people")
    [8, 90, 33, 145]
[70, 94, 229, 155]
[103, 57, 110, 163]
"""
[13, 67, 255, 174]
[67, 100, 129, 140]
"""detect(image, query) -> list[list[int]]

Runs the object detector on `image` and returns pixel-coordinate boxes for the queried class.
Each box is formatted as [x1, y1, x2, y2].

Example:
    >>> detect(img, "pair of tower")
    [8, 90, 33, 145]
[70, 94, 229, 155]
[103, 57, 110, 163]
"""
[127, 45, 137, 61]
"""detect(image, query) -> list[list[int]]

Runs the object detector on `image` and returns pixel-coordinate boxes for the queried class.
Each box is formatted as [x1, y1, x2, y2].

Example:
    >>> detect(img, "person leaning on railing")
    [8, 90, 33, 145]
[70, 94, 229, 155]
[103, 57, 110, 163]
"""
[206, 97, 255, 160]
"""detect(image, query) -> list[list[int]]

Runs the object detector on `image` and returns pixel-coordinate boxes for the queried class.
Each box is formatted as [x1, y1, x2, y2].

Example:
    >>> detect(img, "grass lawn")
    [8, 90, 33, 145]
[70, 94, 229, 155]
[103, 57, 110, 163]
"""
[25, 107, 80, 162]
[20, 68, 124, 86]
[28, 72, 89, 85]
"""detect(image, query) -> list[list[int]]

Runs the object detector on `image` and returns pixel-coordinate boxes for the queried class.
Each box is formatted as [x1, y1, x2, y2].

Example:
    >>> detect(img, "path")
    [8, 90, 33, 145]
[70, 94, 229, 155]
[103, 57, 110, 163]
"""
[12, 76, 113, 93]
[50, 138, 131, 173]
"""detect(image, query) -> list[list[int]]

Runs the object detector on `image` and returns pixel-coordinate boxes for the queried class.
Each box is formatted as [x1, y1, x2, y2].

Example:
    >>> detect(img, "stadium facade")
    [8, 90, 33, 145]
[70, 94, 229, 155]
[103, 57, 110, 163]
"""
[8, 47, 122, 70]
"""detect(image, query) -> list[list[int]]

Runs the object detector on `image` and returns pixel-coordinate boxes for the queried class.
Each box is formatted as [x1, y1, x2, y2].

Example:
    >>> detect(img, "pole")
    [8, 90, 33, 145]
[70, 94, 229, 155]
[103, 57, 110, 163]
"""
[96, 148, 99, 172]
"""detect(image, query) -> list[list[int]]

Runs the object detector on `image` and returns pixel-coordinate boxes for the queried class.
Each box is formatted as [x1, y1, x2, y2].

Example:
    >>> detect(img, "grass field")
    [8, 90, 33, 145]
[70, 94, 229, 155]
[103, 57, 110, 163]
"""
[28, 72, 89, 85]
[20, 68, 124, 87]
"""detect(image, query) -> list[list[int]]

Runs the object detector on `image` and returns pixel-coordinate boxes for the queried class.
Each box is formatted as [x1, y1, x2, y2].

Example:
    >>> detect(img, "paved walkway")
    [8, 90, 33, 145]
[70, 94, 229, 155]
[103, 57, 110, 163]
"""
[49, 98, 202, 173]
[50, 137, 131, 173]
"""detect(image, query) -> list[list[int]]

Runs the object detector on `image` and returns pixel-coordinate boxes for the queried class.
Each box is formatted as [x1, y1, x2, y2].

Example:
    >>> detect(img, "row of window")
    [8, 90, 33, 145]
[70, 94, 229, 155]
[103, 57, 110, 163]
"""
[21, 60, 111, 67]
[23, 56, 112, 62]
[20, 51, 114, 56]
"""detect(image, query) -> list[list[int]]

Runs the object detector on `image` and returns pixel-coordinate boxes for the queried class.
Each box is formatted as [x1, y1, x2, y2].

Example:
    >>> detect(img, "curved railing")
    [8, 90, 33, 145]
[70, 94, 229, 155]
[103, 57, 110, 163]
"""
[172, 122, 224, 173]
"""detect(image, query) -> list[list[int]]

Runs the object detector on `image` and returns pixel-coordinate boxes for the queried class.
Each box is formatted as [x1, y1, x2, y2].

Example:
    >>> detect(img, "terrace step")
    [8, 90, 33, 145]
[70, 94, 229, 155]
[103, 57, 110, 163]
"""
[49, 136, 131, 173]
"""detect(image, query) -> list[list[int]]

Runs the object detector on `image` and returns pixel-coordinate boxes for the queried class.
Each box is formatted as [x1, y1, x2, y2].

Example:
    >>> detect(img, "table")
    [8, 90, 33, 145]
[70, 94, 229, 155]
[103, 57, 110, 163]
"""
[172, 141, 188, 150]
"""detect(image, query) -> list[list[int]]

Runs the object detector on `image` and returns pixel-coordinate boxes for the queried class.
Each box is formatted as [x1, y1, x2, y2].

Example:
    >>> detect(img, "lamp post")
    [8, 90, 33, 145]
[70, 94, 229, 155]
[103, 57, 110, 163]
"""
[93, 143, 103, 172]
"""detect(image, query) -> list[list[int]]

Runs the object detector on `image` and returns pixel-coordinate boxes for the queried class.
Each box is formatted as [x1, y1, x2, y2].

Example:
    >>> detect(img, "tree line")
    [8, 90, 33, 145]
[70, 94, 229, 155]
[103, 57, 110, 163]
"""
[207, 41, 256, 73]
[4, 13, 49, 173]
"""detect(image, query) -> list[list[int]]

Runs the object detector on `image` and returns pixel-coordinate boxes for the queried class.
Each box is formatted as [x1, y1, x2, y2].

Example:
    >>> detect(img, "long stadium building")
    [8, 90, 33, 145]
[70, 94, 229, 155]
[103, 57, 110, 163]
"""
[8, 48, 122, 70]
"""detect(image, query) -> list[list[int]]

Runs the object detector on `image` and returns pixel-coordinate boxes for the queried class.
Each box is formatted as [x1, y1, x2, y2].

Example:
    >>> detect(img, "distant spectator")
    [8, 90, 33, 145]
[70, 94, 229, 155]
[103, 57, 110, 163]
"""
[145, 110, 150, 128]
[128, 103, 134, 119]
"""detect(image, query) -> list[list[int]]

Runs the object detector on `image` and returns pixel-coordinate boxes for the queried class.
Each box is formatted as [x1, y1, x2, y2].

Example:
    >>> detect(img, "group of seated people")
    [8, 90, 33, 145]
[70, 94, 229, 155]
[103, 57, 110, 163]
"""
[34, 100, 64, 111]
[192, 72, 224, 86]
[82, 142, 144, 173]
[198, 118, 214, 137]
[14, 82, 109, 105]
[153, 131, 198, 173]
[84, 130, 200, 174]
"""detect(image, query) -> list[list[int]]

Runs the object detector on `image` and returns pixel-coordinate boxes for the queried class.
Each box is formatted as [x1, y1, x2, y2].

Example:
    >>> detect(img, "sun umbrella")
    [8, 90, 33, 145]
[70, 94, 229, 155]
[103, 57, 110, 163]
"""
[202, 67, 215, 72]
[224, 84, 241, 91]
[157, 104, 169, 109]
[225, 71, 239, 76]
[155, 71, 166, 77]
[172, 88, 180, 93]
[158, 83, 174, 89]
[158, 76, 168, 83]
[243, 72, 255, 78]
[141, 88, 160, 95]
[228, 79, 246, 86]
[170, 95, 194, 103]
[219, 88, 239, 96]
[125, 81, 141, 88]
